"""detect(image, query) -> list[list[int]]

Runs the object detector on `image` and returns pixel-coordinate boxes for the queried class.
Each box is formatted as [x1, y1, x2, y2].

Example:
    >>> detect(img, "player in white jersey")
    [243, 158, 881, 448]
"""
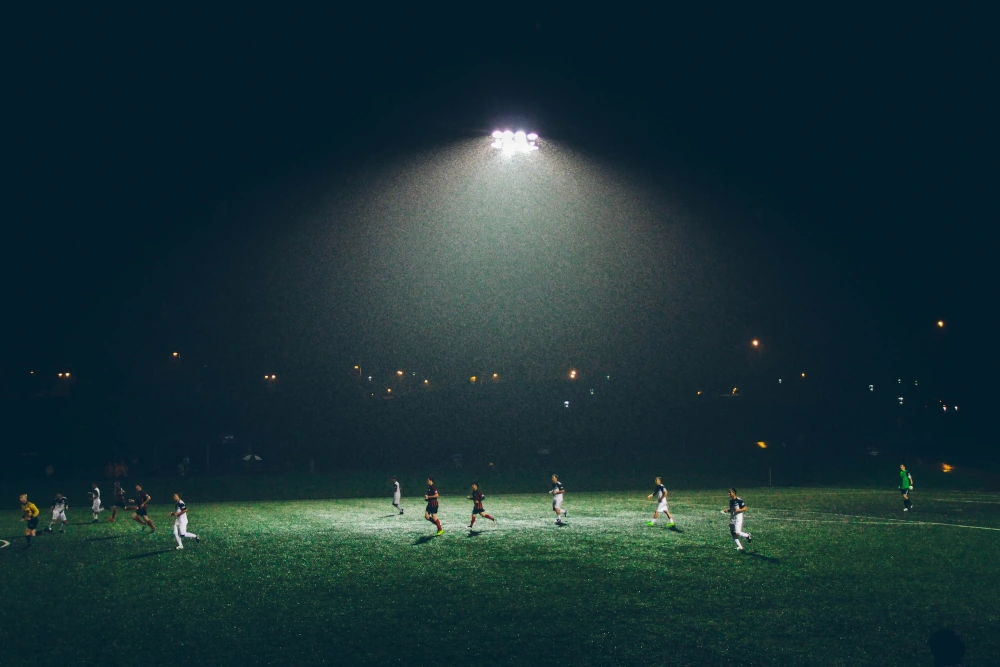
[47, 493, 69, 532]
[723, 488, 752, 551]
[549, 474, 568, 525]
[169, 493, 200, 550]
[391, 476, 403, 515]
[89, 482, 105, 523]
[645, 477, 676, 528]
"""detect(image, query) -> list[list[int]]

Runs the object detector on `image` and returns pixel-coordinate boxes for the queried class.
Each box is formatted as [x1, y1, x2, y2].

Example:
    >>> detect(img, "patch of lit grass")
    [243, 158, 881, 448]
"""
[1, 488, 998, 666]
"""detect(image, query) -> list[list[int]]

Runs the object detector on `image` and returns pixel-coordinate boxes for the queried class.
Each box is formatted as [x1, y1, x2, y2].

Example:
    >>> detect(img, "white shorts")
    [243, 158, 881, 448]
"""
[92, 499, 102, 512]
[52, 510, 67, 522]
[656, 500, 670, 513]
[552, 494, 564, 510]
[174, 515, 189, 534]
[730, 514, 744, 533]
[393, 493, 401, 506]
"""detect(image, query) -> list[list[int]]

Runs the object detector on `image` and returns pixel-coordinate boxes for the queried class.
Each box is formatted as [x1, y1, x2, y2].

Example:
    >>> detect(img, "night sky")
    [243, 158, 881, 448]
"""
[5, 8, 992, 408]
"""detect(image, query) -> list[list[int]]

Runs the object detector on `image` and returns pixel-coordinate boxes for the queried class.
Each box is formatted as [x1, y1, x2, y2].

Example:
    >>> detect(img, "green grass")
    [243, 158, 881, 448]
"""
[2, 488, 998, 666]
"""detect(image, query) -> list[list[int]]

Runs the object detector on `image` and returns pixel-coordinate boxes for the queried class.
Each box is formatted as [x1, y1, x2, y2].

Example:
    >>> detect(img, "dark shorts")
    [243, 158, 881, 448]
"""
[134, 506, 148, 517]
[900, 488, 910, 495]
[115, 499, 126, 508]
[472, 507, 485, 515]
[425, 503, 439, 515]
[27, 518, 39, 530]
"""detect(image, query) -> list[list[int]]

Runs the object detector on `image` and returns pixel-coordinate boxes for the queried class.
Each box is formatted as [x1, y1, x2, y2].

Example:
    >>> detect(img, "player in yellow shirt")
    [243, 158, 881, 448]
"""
[19, 494, 40, 548]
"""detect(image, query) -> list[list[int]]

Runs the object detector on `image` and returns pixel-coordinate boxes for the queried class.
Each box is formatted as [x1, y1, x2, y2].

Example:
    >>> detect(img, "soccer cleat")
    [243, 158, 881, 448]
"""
[91, 519, 99, 524]
[668, 522, 676, 528]
[399, 510, 404, 515]
[563, 510, 568, 517]
[646, 521, 655, 526]
[736, 546, 744, 551]
[746, 533, 752, 544]
[176, 546, 184, 550]
[195, 536, 200, 542]
[44, 527, 53, 532]
[903, 507, 909, 512]
[435, 529, 444, 536]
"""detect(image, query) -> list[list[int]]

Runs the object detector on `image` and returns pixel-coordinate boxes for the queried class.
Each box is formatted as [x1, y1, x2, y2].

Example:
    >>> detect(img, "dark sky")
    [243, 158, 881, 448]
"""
[5, 7, 993, 396]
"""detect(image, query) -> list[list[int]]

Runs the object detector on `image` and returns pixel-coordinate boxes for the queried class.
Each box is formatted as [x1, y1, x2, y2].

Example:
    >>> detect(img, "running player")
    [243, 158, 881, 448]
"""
[467, 482, 495, 528]
[130, 483, 156, 532]
[646, 476, 676, 528]
[89, 482, 105, 523]
[109, 481, 126, 522]
[46, 493, 69, 532]
[899, 464, 914, 512]
[423, 477, 443, 535]
[723, 488, 752, 551]
[549, 474, 568, 525]
[169, 493, 200, 550]
[19, 494, 40, 547]
[391, 476, 403, 515]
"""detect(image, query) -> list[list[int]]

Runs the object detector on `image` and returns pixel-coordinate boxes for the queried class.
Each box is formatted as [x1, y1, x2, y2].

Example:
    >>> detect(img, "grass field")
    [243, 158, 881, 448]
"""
[2, 487, 998, 666]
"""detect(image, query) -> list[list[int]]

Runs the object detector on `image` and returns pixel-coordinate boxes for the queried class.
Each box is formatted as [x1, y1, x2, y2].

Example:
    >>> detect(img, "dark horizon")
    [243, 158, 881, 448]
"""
[4, 8, 992, 427]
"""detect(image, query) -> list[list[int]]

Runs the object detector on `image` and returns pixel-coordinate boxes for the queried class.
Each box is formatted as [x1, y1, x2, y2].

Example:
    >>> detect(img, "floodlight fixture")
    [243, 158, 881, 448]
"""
[490, 128, 540, 153]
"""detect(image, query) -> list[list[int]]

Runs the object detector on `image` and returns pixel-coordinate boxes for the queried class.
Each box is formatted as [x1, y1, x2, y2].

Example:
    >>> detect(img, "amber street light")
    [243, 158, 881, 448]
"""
[751, 339, 759, 347]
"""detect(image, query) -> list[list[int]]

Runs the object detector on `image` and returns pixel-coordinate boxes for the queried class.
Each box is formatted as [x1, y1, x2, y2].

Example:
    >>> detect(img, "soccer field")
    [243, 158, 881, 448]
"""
[2, 488, 998, 666]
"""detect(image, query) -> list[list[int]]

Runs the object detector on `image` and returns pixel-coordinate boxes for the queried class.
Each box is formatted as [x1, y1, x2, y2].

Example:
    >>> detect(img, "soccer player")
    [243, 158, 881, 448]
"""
[46, 493, 69, 532]
[899, 463, 914, 512]
[549, 474, 568, 525]
[467, 482, 496, 528]
[724, 488, 752, 551]
[169, 493, 200, 550]
[19, 494, 40, 547]
[646, 476, 676, 528]
[130, 483, 156, 532]
[423, 477, 443, 535]
[89, 482, 105, 523]
[391, 476, 403, 515]
[109, 481, 126, 522]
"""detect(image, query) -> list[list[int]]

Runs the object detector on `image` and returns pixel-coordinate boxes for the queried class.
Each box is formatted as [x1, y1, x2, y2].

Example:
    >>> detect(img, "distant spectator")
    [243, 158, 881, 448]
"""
[928, 628, 965, 666]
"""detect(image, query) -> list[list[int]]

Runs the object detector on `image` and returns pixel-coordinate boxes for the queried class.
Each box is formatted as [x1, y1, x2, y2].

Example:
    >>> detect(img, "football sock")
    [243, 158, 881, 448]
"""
[484, 514, 495, 521]
[470, 516, 477, 527]
[734, 539, 743, 548]
[26, 535, 32, 545]
[435, 519, 443, 530]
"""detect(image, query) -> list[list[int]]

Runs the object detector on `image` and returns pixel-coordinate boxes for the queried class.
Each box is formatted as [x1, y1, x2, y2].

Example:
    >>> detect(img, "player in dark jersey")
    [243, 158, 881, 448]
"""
[130, 483, 156, 532]
[109, 480, 127, 522]
[19, 494, 40, 547]
[549, 474, 568, 525]
[467, 482, 496, 528]
[723, 488, 752, 551]
[46, 493, 69, 532]
[645, 476, 676, 529]
[423, 477, 443, 535]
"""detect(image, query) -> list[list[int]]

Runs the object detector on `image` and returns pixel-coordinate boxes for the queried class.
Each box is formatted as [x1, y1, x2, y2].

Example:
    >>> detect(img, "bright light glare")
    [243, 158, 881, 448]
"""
[491, 129, 540, 153]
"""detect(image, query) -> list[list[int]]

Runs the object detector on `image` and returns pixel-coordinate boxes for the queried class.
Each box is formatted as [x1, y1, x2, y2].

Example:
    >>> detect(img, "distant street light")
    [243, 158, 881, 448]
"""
[264, 374, 277, 381]
[937, 320, 945, 328]
[751, 339, 759, 347]
[568, 369, 577, 380]
[172, 352, 180, 358]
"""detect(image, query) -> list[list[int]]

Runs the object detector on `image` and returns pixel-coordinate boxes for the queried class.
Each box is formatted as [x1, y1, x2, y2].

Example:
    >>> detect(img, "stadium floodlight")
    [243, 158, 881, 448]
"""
[490, 129, 540, 153]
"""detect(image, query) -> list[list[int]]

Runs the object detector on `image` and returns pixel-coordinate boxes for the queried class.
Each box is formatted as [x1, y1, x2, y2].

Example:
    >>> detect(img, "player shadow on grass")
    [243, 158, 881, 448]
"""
[379, 514, 399, 519]
[124, 548, 176, 560]
[742, 552, 780, 564]
[412, 535, 437, 546]
[466, 530, 483, 537]
[87, 534, 125, 542]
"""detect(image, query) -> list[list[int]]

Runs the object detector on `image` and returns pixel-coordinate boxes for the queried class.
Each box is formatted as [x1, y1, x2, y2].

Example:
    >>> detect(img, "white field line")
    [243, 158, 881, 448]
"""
[755, 513, 1000, 532]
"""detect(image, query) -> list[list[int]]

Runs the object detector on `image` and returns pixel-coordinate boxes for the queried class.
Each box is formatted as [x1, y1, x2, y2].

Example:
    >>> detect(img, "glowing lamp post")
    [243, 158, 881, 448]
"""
[491, 130, 540, 153]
